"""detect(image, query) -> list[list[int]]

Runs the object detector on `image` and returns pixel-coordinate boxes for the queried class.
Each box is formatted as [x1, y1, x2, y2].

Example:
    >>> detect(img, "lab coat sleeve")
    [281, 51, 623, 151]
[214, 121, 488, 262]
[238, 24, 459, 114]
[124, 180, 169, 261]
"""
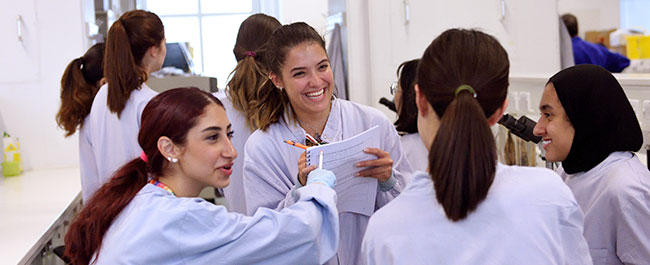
[559, 203, 592, 265]
[616, 192, 650, 263]
[374, 116, 412, 209]
[176, 183, 339, 265]
[243, 140, 301, 215]
[79, 130, 99, 203]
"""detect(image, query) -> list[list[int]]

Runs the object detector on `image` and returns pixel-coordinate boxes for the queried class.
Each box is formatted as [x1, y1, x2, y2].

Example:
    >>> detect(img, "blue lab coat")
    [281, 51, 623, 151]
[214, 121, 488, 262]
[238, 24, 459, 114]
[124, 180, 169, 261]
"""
[92, 182, 339, 264]
[572, 36, 630, 73]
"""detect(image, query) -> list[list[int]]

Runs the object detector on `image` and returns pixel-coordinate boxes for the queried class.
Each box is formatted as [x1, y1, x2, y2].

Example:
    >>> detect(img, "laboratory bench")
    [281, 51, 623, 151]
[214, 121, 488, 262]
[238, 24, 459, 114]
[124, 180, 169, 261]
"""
[0, 168, 81, 265]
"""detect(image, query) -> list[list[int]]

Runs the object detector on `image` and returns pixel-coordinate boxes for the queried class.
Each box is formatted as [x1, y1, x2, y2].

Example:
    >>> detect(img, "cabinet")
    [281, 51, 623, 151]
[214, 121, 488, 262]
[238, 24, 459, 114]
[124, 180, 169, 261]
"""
[344, 0, 561, 111]
[0, 0, 40, 84]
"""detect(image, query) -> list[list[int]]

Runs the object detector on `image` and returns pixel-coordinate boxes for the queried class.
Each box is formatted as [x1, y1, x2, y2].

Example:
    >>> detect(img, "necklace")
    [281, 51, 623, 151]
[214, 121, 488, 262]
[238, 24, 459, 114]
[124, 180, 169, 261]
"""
[298, 120, 323, 141]
[149, 179, 175, 196]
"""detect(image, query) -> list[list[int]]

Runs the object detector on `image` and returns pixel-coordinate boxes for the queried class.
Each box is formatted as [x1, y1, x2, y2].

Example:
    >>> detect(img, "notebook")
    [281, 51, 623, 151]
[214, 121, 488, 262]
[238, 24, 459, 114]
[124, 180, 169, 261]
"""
[306, 125, 380, 216]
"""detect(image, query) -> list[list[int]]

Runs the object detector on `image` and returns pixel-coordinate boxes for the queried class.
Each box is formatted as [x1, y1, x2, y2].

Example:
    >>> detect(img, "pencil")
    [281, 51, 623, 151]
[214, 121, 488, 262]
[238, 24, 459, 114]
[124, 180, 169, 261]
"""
[283, 140, 308, 150]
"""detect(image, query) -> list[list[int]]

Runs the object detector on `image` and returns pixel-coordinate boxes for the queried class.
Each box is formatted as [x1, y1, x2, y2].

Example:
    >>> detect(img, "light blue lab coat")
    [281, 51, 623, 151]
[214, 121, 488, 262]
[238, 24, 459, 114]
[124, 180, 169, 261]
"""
[362, 165, 593, 265]
[399, 133, 428, 173]
[92, 182, 339, 264]
[559, 152, 650, 265]
[243, 98, 412, 265]
[79, 84, 157, 202]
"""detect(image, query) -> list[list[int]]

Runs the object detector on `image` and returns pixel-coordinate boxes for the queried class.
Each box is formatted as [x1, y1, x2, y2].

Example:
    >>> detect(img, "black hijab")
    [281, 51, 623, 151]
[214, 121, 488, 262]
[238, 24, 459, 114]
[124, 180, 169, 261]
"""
[549, 64, 642, 174]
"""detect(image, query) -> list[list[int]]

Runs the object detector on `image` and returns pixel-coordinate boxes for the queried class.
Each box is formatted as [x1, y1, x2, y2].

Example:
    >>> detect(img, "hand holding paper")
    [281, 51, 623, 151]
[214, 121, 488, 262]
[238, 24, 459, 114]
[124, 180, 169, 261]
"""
[354, 148, 393, 182]
[305, 125, 380, 216]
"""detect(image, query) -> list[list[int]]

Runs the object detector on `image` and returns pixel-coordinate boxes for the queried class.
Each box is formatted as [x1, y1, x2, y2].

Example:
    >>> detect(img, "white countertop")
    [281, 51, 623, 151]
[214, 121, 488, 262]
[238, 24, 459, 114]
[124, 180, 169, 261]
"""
[0, 167, 80, 265]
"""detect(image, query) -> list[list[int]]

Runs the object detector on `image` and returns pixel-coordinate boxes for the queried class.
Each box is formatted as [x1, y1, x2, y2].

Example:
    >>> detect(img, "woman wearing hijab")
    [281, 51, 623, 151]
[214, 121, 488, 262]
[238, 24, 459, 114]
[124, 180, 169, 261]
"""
[533, 64, 650, 265]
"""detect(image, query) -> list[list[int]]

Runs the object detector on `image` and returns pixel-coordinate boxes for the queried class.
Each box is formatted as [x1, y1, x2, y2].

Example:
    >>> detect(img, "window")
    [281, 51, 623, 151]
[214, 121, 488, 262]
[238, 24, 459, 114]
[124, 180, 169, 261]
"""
[620, 0, 650, 33]
[144, 0, 261, 89]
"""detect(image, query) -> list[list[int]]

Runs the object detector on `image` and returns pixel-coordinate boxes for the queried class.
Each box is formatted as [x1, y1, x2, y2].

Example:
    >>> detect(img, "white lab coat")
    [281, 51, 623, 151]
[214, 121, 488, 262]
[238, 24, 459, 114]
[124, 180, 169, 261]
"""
[79, 84, 157, 202]
[399, 133, 428, 173]
[362, 165, 592, 265]
[216, 94, 253, 214]
[92, 182, 339, 264]
[559, 151, 650, 265]
[243, 98, 412, 265]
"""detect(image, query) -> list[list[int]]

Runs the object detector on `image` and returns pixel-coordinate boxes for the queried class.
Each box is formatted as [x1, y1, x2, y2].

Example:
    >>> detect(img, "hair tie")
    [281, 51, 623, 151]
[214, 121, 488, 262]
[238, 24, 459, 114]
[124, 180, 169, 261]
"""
[140, 150, 148, 163]
[455, 85, 477, 98]
[244, 51, 257, 58]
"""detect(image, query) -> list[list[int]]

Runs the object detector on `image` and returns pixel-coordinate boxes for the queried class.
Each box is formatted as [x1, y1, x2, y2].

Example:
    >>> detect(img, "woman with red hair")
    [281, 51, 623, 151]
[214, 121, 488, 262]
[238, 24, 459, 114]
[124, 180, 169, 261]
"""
[65, 87, 339, 265]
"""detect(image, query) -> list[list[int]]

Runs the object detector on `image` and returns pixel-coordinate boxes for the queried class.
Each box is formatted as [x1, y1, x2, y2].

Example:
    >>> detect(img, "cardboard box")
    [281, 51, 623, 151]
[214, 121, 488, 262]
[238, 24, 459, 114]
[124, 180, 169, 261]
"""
[585, 29, 617, 48]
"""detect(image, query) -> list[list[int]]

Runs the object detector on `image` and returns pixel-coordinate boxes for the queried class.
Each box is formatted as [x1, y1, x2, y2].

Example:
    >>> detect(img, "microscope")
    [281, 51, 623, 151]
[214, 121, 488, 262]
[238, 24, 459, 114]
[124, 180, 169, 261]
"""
[497, 114, 555, 169]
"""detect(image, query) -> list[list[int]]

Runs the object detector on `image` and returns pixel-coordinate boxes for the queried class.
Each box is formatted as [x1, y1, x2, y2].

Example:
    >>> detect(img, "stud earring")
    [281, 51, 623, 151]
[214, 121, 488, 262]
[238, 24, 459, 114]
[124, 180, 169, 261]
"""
[167, 157, 178, 163]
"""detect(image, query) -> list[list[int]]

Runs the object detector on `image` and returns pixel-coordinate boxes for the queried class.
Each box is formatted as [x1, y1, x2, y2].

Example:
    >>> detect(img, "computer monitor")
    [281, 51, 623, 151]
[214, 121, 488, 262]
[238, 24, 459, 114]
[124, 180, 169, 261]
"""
[162, 42, 194, 73]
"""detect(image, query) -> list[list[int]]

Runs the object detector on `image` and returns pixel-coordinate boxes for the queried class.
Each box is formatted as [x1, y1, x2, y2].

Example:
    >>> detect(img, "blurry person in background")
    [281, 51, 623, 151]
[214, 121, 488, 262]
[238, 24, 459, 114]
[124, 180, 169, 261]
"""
[562, 13, 630, 73]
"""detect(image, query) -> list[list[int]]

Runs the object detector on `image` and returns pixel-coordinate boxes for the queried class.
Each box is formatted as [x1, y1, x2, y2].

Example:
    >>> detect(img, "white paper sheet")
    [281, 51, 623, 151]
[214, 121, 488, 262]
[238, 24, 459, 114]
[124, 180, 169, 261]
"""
[306, 125, 379, 216]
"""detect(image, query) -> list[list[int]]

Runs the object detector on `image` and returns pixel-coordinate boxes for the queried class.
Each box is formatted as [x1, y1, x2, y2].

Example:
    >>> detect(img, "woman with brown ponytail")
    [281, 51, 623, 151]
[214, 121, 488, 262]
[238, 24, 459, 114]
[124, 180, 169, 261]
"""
[64, 87, 339, 265]
[79, 10, 165, 202]
[56, 42, 105, 137]
[217, 13, 281, 214]
[362, 29, 591, 264]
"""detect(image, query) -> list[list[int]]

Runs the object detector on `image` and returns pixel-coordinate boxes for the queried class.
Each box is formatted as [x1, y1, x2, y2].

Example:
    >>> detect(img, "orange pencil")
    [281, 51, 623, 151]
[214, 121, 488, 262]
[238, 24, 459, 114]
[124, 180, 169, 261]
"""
[284, 140, 308, 150]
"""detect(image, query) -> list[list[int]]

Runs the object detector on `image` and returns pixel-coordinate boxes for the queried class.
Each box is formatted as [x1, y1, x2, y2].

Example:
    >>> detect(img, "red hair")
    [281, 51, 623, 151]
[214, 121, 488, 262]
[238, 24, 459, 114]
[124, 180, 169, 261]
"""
[64, 87, 222, 264]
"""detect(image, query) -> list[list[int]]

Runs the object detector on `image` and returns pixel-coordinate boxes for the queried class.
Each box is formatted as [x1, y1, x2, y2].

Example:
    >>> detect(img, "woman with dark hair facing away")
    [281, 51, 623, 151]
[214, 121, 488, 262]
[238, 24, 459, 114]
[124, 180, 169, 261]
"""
[392, 59, 428, 171]
[64, 87, 339, 265]
[243, 22, 412, 265]
[80, 10, 165, 202]
[218, 13, 281, 214]
[362, 29, 591, 265]
[533, 64, 650, 264]
[56, 42, 106, 137]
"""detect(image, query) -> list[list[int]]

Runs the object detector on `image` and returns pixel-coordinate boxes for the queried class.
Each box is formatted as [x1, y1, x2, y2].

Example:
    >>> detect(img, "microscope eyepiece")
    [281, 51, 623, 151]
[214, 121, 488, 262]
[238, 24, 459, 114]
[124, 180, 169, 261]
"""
[498, 114, 542, 143]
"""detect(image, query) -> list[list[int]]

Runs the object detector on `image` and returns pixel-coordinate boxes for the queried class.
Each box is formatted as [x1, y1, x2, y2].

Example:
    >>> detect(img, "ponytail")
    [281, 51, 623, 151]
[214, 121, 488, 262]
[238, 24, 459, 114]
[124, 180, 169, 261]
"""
[227, 56, 276, 130]
[57, 58, 99, 136]
[417, 28, 509, 222]
[428, 91, 496, 222]
[228, 13, 282, 131]
[64, 158, 149, 264]
[254, 81, 288, 131]
[104, 10, 164, 118]
[104, 20, 146, 118]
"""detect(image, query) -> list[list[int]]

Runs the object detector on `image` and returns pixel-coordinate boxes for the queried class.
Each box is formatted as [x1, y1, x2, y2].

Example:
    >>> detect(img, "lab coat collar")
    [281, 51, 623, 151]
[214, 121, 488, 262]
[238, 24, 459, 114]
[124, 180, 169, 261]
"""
[281, 97, 342, 144]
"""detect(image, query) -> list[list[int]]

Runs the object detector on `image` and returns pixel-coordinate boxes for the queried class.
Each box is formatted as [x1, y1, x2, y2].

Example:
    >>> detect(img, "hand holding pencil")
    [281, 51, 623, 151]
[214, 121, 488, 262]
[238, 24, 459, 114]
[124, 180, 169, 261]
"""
[306, 150, 335, 188]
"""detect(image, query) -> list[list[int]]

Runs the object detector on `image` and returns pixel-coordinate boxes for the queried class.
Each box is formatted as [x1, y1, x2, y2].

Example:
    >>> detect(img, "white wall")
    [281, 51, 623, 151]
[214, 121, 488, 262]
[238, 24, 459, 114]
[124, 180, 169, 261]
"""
[344, 0, 561, 117]
[0, 0, 87, 170]
[278, 0, 328, 35]
[558, 0, 620, 38]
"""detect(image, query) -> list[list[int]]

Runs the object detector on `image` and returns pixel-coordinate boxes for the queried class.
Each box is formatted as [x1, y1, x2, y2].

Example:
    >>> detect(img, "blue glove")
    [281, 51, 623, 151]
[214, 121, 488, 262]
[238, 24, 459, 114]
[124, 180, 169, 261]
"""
[306, 168, 336, 188]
